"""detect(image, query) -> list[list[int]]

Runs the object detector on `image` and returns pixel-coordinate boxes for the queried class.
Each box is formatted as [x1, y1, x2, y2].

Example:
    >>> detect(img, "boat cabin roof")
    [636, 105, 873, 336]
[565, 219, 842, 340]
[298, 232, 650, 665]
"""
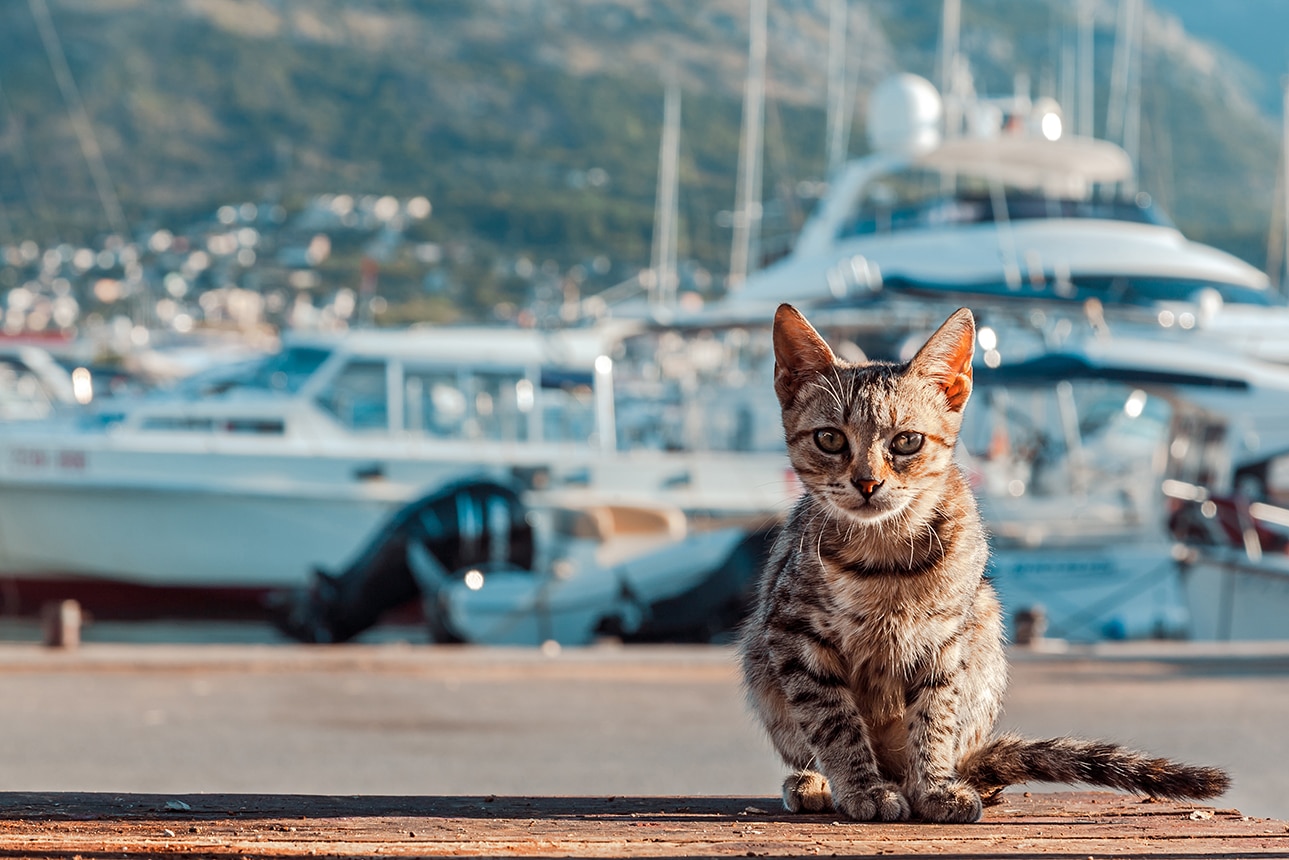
[283, 322, 636, 369]
[914, 135, 1134, 192]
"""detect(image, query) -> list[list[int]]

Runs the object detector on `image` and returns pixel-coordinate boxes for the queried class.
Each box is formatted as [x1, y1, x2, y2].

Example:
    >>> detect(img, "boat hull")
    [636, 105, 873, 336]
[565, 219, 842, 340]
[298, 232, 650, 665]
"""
[987, 540, 1190, 642]
[1182, 551, 1289, 640]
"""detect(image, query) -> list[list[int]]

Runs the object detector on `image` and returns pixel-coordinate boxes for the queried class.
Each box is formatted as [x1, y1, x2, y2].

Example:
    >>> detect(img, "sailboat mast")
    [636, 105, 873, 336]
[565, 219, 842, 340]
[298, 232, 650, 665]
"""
[938, 0, 961, 139]
[825, 0, 849, 176]
[1077, 0, 1095, 137]
[650, 78, 681, 309]
[1282, 79, 1289, 293]
[728, 0, 767, 290]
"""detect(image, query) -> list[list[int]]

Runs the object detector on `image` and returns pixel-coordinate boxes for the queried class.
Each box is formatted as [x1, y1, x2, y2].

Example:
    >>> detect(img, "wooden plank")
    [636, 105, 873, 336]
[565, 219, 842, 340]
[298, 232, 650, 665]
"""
[0, 791, 1285, 857]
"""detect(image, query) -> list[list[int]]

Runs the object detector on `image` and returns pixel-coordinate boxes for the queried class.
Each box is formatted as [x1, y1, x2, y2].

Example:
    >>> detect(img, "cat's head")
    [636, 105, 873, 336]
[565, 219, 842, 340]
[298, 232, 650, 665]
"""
[773, 303, 975, 526]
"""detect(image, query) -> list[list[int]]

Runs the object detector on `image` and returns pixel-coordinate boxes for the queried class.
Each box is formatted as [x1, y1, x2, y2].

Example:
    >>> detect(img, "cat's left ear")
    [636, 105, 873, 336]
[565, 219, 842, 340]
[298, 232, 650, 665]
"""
[909, 308, 975, 412]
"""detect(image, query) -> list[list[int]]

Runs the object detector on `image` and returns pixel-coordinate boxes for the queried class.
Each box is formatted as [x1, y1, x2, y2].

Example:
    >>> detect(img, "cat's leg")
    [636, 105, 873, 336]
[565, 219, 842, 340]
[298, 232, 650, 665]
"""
[745, 633, 836, 813]
[745, 664, 838, 813]
[902, 672, 982, 822]
[901, 632, 1005, 823]
[757, 640, 910, 822]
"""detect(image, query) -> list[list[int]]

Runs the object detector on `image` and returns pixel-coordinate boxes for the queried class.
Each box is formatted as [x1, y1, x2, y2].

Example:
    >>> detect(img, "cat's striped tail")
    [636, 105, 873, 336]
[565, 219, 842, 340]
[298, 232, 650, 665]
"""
[958, 734, 1230, 803]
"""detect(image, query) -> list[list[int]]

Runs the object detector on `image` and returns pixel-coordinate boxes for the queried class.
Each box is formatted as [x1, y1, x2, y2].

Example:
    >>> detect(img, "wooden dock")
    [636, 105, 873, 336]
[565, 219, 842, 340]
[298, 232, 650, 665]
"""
[1, 790, 1285, 857]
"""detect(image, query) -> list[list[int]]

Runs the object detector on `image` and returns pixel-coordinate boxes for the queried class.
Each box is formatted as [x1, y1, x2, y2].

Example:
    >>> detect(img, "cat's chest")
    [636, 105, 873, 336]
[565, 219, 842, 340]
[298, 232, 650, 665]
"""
[818, 563, 963, 673]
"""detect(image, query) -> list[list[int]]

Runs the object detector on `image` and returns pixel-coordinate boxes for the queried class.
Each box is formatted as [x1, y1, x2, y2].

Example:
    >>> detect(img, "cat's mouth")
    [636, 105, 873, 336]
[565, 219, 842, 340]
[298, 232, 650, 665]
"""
[831, 492, 902, 523]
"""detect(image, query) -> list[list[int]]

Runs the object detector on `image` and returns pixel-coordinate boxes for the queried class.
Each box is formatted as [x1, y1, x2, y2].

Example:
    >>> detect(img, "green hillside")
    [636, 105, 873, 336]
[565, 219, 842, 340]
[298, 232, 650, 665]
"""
[0, 0, 1282, 320]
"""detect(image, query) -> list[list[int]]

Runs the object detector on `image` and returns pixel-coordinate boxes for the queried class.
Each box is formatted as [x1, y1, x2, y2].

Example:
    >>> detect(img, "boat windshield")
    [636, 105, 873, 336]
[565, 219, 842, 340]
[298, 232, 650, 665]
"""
[176, 346, 333, 398]
[244, 346, 333, 393]
[837, 168, 1167, 240]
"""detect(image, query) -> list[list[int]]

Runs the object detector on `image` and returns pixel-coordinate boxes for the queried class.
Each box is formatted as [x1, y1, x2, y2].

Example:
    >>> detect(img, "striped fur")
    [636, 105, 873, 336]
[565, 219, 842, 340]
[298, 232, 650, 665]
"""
[739, 304, 1230, 823]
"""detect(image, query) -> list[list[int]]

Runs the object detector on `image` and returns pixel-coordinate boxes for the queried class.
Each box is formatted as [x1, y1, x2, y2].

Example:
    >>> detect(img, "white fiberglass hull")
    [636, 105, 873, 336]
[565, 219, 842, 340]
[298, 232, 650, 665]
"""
[0, 481, 397, 589]
[0, 429, 794, 594]
[1181, 550, 1289, 641]
[0, 437, 549, 590]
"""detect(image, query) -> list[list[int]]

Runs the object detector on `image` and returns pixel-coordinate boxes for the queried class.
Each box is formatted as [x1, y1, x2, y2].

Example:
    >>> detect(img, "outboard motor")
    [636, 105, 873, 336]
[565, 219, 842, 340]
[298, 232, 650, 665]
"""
[270, 479, 534, 643]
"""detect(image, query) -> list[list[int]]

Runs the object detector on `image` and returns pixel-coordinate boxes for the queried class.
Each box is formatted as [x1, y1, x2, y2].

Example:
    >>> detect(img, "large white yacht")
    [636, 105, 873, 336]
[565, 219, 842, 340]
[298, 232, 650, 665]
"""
[711, 73, 1282, 353]
[0, 323, 793, 614]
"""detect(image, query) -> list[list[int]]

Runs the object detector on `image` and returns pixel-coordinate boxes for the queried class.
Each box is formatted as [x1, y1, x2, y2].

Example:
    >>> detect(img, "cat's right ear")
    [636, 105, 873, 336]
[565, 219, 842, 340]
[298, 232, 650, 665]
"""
[773, 303, 836, 407]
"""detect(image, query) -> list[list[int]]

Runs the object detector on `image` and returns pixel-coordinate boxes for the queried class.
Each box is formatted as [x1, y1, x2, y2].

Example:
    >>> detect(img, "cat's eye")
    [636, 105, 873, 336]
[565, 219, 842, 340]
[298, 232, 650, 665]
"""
[813, 428, 847, 454]
[890, 431, 924, 456]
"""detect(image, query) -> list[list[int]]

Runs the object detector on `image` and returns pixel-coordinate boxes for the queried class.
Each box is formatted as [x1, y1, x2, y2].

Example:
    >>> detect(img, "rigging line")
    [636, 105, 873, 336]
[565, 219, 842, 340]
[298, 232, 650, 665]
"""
[27, 0, 128, 236]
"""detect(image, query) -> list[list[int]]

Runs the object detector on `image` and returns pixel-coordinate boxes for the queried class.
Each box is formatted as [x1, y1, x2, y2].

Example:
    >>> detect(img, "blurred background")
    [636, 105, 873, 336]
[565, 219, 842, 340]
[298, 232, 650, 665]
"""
[1, 0, 1289, 651]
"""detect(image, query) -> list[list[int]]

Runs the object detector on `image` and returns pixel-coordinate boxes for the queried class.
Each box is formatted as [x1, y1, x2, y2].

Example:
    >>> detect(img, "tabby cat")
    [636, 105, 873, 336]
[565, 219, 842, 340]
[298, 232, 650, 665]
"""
[739, 303, 1229, 823]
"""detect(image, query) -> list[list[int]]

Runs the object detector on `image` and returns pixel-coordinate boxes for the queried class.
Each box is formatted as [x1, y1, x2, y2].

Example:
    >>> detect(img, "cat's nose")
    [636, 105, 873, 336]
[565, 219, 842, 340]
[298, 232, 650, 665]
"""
[851, 477, 883, 499]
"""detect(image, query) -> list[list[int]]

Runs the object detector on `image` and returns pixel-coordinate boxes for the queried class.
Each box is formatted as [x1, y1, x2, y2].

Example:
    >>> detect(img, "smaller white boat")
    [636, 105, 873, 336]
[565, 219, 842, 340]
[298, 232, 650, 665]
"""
[966, 333, 1289, 642]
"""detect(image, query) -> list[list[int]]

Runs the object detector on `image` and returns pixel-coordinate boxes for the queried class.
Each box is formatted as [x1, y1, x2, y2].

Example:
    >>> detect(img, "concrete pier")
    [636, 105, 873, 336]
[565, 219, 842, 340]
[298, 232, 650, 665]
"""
[0, 640, 1285, 856]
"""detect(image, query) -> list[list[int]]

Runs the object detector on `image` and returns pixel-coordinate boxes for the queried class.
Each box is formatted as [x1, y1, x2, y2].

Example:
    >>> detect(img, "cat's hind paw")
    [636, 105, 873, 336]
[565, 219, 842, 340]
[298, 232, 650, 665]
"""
[912, 781, 983, 823]
[782, 769, 833, 813]
[833, 782, 911, 822]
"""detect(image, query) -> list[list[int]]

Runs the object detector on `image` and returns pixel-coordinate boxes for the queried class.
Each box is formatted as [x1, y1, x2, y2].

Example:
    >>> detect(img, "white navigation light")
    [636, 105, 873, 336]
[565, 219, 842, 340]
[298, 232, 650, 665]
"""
[1032, 97, 1064, 141]
[1040, 111, 1062, 141]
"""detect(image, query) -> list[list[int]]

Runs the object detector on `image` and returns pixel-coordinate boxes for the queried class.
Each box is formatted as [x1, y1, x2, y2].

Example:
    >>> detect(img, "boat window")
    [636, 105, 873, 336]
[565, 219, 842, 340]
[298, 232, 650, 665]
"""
[473, 371, 529, 442]
[540, 367, 596, 444]
[0, 360, 56, 421]
[224, 418, 286, 434]
[316, 360, 389, 430]
[878, 273, 1281, 308]
[1070, 276, 1281, 307]
[404, 370, 468, 438]
[403, 368, 536, 442]
[140, 416, 216, 432]
[836, 168, 1167, 240]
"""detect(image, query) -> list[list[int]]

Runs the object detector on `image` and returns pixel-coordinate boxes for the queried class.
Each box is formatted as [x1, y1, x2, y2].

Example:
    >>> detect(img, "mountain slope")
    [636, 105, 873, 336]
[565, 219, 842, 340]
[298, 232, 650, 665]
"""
[0, 0, 1282, 318]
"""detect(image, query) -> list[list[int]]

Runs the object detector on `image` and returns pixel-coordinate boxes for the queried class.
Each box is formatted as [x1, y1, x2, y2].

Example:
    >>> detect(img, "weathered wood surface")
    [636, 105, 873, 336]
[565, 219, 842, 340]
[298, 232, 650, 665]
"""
[0, 791, 1285, 858]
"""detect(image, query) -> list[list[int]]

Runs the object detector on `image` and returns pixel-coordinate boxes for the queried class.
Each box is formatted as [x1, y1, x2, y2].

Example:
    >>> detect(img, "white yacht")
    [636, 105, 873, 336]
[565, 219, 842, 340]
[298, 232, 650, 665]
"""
[0, 327, 607, 600]
[710, 73, 1282, 349]
[0, 322, 796, 616]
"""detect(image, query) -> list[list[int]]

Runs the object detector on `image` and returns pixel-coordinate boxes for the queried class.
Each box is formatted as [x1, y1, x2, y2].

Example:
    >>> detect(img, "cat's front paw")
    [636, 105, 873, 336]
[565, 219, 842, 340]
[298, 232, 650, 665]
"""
[782, 769, 833, 813]
[911, 781, 983, 823]
[832, 781, 910, 822]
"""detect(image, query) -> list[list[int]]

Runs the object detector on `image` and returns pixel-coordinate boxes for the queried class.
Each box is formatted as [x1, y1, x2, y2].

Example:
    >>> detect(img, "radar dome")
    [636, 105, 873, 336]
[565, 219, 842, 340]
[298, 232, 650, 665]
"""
[866, 74, 943, 156]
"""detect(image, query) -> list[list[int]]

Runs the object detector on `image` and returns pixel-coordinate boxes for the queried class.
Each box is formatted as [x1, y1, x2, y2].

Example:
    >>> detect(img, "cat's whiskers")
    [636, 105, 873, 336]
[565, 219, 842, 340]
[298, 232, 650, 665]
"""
[811, 372, 847, 419]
